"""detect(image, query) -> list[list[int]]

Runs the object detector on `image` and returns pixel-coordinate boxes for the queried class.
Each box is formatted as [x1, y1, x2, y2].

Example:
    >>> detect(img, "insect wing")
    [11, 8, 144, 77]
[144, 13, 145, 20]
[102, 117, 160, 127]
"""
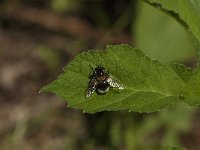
[107, 76, 124, 89]
[86, 78, 98, 98]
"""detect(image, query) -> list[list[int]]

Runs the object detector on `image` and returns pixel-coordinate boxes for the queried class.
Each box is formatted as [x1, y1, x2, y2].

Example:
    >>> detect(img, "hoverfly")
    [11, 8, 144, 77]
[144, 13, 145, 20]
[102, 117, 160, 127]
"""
[86, 66, 124, 98]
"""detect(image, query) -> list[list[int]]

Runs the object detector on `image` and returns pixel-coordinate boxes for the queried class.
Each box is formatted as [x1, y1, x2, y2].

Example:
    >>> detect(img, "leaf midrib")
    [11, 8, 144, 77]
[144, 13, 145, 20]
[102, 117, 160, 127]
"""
[70, 88, 174, 107]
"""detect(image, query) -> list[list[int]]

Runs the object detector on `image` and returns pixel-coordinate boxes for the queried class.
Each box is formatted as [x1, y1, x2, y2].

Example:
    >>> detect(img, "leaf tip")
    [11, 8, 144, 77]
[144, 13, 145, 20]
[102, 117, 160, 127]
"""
[39, 86, 48, 93]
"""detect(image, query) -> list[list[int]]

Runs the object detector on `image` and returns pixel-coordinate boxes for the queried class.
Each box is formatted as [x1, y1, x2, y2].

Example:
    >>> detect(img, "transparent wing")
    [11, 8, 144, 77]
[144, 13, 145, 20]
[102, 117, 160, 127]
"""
[107, 75, 124, 89]
[86, 78, 98, 98]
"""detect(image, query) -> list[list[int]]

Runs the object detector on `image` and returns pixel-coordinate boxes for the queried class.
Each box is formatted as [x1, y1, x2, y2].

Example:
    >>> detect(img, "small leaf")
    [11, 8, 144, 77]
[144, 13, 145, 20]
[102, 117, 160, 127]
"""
[171, 63, 193, 82]
[184, 68, 200, 106]
[162, 145, 187, 150]
[40, 45, 186, 113]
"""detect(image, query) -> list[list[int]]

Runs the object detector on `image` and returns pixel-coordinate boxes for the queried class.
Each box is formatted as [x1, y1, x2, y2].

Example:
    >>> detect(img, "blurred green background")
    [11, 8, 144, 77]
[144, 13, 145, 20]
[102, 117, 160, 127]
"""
[0, 0, 199, 150]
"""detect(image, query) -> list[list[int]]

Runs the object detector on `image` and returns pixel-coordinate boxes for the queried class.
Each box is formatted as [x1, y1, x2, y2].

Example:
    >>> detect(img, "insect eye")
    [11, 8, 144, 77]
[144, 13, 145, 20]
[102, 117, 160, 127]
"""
[97, 69, 104, 76]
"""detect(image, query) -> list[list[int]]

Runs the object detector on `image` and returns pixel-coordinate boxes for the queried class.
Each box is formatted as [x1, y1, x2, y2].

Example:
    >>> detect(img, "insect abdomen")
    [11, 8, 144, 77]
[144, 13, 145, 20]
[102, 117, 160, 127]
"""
[96, 82, 109, 94]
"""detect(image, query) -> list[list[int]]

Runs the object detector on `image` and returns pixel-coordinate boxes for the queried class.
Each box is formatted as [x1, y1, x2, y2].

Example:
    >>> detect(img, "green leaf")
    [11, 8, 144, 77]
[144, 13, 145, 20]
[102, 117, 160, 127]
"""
[134, 1, 196, 63]
[144, 0, 200, 43]
[162, 145, 187, 150]
[40, 45, 186, 113]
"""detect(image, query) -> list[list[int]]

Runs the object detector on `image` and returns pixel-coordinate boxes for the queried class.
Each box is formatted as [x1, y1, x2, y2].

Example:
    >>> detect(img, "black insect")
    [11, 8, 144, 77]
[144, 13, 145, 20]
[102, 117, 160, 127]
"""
[86, 66, 124, 98]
